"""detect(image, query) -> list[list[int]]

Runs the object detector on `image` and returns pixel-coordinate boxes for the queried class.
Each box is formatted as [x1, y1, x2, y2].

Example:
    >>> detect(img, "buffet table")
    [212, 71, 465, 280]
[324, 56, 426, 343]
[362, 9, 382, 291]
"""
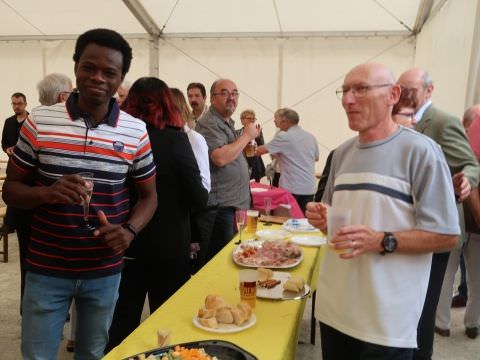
[103, 223, 325, 360]
[250, 182, 304, 218]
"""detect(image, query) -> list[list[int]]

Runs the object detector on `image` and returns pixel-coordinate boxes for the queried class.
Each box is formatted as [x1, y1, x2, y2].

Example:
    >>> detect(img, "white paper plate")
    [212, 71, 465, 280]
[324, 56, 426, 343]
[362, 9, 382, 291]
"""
[251, 187, 268, 193]
[192, 314, 256, 333]
[257, 271, 311, 300]
[291, 235, 326, 247]
[282, 218, 320, 233]
[256, 229, 290, 241]
[232, 240, 303, 269]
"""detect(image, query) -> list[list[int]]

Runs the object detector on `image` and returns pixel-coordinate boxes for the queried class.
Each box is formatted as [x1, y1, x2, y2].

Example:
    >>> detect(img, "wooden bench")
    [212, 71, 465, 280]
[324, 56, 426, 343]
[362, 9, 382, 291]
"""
[0, 207, 8, 262]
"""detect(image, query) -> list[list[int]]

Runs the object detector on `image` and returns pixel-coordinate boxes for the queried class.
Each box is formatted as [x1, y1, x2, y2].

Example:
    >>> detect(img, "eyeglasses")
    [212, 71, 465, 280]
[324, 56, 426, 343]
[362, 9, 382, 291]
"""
[336, 83, 393, 100]
[396, 112, 415, 119]
[212, 90, 240, 98]
[11, 102, 26, 106]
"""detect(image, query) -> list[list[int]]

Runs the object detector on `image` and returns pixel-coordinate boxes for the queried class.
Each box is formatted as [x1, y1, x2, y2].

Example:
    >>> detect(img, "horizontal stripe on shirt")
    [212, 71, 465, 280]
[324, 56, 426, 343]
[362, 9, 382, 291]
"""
[11, 101, 155, 279]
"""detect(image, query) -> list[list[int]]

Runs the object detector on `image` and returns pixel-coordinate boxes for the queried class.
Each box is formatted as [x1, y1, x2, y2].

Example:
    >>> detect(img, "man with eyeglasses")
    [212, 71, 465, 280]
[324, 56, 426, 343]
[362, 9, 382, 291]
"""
[1, 92, 30, 314]
[306, 62, 459, 359]
[195, 79, 260, 266]
[398, 68, 480, 360]
[2, 92, 29, 157]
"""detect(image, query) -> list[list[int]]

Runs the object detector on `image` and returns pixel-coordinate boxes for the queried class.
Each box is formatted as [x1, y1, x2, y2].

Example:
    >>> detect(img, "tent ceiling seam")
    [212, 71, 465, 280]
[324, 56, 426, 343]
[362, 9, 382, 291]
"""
[0, 31, 411, 42]
[159, 0, 181, 35]
[122, 0, 161, 36]
[412, 0, 433, 34]
[273, 0, 284, 34]
[373, 0, 414, 33]
[1, 0, 45, 35]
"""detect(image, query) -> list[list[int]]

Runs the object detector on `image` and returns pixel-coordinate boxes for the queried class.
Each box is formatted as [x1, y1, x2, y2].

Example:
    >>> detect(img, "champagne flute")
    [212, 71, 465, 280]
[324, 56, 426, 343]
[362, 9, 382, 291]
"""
[264, 197, 272, 226]
[77, 172, 95, 230]
[235, 209, 246, 245]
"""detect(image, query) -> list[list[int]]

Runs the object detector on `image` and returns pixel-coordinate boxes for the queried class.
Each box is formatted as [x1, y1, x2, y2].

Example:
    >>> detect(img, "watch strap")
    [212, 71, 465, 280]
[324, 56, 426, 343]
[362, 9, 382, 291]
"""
[122, 223, 138, 239]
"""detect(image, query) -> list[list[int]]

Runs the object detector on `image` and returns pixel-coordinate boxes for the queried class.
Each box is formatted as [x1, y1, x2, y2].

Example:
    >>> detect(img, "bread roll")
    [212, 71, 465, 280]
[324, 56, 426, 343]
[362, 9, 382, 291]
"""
[198, 306, 216, 319]
[215, 307, 234, 324]
[257, 268, 273, 282]
[205, 294, 227, 309]
[231, 307, 246, 326]
[283, 276, 305, 292]
[237, 301, 252, 320]
[198, 316, 218, 328]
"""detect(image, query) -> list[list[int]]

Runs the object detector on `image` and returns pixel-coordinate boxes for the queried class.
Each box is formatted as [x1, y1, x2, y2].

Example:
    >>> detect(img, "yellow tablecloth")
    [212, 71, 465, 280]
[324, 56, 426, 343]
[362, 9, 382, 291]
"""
[103, 224, 324, 360]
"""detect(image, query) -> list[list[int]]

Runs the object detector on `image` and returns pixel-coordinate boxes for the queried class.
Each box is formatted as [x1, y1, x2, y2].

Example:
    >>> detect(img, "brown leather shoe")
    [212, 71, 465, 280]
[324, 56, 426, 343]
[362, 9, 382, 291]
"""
[466, 327, 478, 339]
[434, 326, 450, 337]
[451, 294, 467, 308]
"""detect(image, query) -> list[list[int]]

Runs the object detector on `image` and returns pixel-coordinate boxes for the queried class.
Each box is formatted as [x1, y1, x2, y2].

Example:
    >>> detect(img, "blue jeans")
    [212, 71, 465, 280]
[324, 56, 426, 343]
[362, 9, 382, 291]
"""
[21, 271, 121, 360]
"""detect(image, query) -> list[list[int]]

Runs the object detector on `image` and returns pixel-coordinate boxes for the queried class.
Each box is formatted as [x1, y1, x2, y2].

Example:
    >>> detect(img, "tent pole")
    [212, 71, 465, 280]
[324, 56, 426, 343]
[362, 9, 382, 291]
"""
[123, 0, 162, 77]
[149, 36, 159, 77]
[276, 39, 285, 109]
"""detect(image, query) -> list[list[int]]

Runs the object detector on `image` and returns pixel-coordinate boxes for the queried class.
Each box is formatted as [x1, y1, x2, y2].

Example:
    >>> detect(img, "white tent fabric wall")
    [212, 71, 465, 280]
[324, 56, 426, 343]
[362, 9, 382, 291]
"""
[159, 35, 415, 166]
[0, 0, 478, 167]
[0, 35, 415, 166]
[414, 0, 479, 117]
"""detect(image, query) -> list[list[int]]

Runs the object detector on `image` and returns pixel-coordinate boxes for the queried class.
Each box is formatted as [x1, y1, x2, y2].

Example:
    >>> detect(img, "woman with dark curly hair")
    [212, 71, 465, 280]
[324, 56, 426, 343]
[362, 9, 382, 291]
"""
[105, 77, 208, 352]
[392, 87, 418, 128]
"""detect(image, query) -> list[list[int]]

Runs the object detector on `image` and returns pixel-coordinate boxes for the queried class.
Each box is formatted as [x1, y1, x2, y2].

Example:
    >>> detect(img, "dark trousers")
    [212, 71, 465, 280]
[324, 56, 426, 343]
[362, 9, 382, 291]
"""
[105, 257, 190, 353]
[192, 207, 218, 273]
[457, 253, 468, 298]
[206, 207, 235, 262]
[272, 172, 280, 187]
[6, 207, 32, 314]
[414, 252, 450, 360]
[292, 193, 314, 215]
[320, 322, 414, 360]
[17, 224, 30, 313]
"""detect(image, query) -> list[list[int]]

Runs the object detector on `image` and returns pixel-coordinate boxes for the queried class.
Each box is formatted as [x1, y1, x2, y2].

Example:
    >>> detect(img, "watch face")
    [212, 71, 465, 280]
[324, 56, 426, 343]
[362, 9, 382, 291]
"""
[384, 234, 397, 253]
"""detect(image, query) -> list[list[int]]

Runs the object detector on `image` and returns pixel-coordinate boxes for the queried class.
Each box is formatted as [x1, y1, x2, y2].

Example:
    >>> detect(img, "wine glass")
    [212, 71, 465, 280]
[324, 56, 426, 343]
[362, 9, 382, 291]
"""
[77, 172, 95, 230]
[264, 197, 272, 226]
[235, 209, 246, 245]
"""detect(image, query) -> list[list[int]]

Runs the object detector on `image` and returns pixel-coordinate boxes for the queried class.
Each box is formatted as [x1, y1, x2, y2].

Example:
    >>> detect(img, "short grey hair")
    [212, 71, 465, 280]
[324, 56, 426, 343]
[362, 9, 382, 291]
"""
[281, 108, 300, 124]
[37, 73, 72, 106]
[421, 71, 433, 88]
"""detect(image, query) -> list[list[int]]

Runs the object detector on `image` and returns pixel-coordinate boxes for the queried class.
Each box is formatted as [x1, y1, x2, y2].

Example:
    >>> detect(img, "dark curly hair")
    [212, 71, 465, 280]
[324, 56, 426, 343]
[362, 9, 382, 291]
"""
[73, 28, 132, 75]
[121, 77, 184, 130]
[392, 87, 418, 115]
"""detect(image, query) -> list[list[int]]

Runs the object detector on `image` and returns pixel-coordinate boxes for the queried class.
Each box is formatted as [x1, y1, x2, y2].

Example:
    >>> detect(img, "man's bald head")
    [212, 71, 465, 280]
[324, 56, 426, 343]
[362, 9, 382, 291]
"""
[398, 68, 434, 110]
[210, 78, 239, 120]
[463, 104, 480, 129]
[341, 62, 401, 142]
[346, 62, 396, 85]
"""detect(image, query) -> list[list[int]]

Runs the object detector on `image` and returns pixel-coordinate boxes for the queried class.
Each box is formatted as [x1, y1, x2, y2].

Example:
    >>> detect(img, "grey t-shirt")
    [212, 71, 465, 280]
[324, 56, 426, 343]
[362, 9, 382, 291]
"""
[265, 125, 319, 195]
[196, 108, 250, 208]
[316, 126, 459, 348]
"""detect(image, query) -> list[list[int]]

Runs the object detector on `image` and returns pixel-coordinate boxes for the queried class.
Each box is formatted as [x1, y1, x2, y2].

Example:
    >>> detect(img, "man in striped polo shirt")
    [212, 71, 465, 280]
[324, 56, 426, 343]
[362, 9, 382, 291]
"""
[2, 29, 157, 359]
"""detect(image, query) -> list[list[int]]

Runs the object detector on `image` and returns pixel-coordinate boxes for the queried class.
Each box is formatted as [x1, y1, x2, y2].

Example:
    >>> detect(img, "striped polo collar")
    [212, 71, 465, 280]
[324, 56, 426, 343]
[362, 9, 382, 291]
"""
[66, 91, 120, 127]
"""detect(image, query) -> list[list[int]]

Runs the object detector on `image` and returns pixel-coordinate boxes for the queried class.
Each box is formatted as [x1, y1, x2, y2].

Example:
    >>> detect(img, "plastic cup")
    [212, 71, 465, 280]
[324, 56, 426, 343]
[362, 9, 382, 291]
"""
[327, 207, 352, 253]
[239, 269, 257, 308]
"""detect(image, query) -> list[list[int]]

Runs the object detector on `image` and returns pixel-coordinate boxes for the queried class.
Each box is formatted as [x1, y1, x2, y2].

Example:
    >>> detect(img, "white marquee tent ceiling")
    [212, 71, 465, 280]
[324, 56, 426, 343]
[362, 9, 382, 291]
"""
[0, 0, 426, 40]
